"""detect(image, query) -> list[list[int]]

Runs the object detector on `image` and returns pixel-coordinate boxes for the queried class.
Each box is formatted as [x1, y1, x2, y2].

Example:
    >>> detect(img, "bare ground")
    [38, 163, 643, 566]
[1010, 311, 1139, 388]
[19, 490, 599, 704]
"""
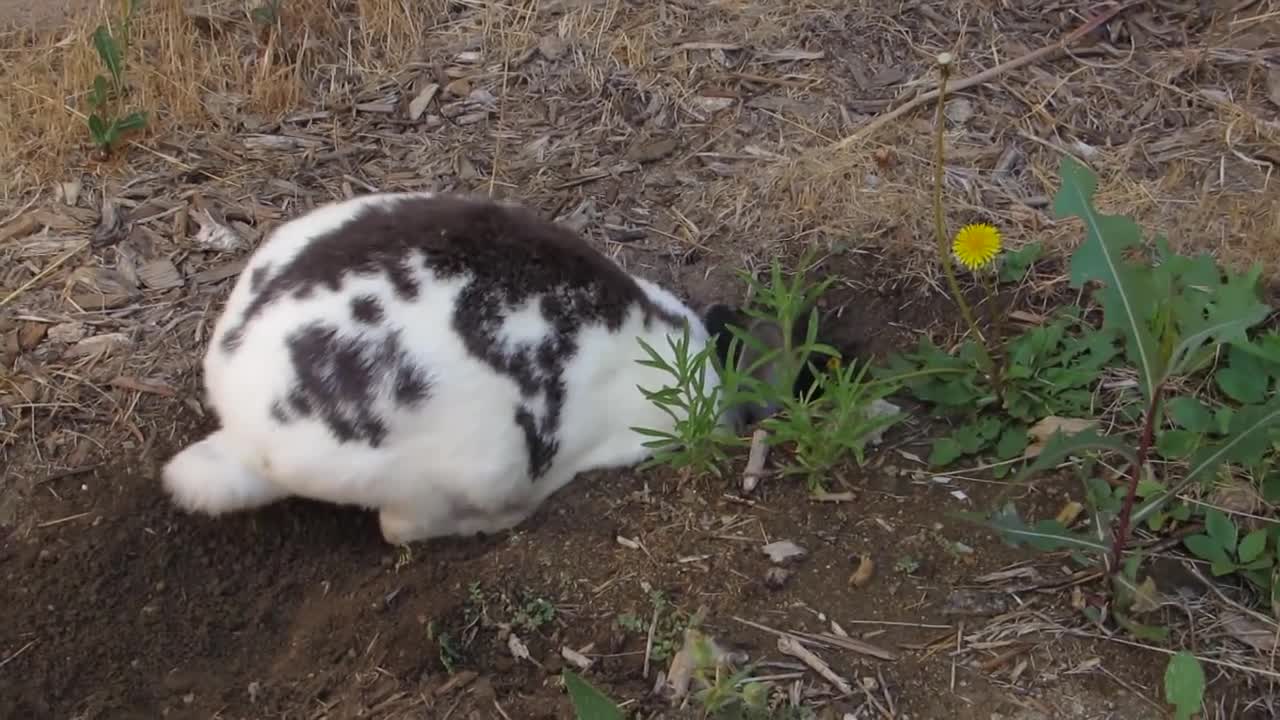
[1, 1, 1279, 718]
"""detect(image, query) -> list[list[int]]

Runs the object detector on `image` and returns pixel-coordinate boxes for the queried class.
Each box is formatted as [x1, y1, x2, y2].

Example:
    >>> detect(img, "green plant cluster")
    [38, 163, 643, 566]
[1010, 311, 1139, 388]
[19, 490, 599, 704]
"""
[895, 154, 1277, 718]
[632, 256, 904, 491]
[85, 0, 147, 154]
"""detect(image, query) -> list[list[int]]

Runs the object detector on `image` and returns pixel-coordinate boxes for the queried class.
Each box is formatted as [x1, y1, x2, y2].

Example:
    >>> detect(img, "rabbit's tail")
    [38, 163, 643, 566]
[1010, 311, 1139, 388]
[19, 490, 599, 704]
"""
[162, 430, 285, 515]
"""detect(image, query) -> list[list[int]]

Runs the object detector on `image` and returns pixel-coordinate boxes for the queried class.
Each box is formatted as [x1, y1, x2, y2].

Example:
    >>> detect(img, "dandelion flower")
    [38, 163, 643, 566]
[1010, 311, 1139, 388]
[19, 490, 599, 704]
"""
[952, 223, 1003, 271]
[825, 356, 842, 372]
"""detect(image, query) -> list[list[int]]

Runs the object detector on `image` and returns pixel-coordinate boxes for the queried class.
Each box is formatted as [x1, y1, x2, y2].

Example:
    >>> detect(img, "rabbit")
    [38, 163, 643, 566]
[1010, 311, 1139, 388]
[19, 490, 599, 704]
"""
[160, 191, 829, 545]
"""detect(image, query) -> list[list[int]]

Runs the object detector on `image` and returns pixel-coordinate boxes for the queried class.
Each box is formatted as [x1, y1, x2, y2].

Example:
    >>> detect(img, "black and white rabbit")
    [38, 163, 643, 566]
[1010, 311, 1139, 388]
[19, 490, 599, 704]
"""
[162, 192, 823, 544]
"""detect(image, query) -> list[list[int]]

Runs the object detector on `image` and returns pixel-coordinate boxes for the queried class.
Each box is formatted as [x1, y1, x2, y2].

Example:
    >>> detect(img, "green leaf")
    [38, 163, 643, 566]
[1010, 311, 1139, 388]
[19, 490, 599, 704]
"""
[1239, 529, 1268, 564]
[1166, 396, 1214, 433]
[1204, 508, 1237, 553]
[1263, 471, 1280, 504]
[1184, 534, 1230, 565]
[1166, 266, 1272, 378]
[1216, 366, 1268, 404]
[92, 25, 125, 89]
[1164, 651, 1205, 720]
[995, 425, 1029, 460]
[90, 74, 109, 108]
[87, 113, 106, 140]
[1054, 155, 1163, 401]
[984, 504, 1110, 553]
[929, 438, 964, 467]
[998, 241, 1043, 283]
[1186, 396, 1280, 486]
[562, 671, 624, 720]
[115, 111, 147, 132]
[1012, 427, 1137, 487]
[1155, 430, 1199, 459]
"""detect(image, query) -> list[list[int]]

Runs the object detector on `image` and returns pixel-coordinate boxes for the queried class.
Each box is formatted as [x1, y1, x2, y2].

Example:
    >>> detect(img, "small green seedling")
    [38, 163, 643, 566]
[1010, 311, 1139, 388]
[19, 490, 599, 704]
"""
[85, 0, 147, 155]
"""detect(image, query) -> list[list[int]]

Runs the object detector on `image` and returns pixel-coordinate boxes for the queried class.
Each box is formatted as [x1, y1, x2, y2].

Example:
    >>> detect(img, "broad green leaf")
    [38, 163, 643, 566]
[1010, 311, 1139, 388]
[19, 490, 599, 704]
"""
[1186, 396, 1280, 486]
[1184, 534, 1230, 564]
[1166, 396, 1214, 433]
[1239, 529, 1268, 564]
[1216, 366, 1267, 404]
[1155, 430, 1198, 459]
[955, 417, 1003, 453]
[1054, 155, 1163, 400]
[1210, 559, 1238, 576]
[1166, 265, 1271, 378]
[1230, 331, 1280, 370]
[929, 438, 964, 467]
[1204, 508, 1237, 553]
[92, 25, 124, 89]
[1164, 652, 1205, 720]
[1264, 471, 1280, 504]
[562, 671, 624, 720]
[995, 425, 1029, 460]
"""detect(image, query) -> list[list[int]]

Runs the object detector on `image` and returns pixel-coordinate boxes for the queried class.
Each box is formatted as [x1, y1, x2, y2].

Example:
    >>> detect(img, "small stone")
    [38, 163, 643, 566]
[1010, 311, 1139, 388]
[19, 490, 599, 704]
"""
[762, 540, 806, 564]
[444, 77, 471, 98]
[764, 567, 793, 589]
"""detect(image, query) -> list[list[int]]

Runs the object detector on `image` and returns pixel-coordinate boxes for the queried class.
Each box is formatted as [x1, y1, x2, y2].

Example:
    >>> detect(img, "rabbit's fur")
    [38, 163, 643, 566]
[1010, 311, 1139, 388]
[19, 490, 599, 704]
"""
[162, 192, 822, 544]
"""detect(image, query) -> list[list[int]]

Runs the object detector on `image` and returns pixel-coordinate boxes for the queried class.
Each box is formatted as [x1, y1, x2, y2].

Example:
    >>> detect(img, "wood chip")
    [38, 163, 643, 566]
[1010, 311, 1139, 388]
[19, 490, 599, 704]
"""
[0, 213, 40, 242]
[110, 376, 178, 397]
[742, 428, 770, 494]
[65, 333, 132, 359]
[1222, 611, 1279, 653]
[626, 138, 679, 164]
[138, 258, 184, 290]
[560, 646, 593, 670]
[777, 636, 852, 695]
[192, 259, 247, 284]
[408, 82, 439, 121]
[17, 322, 48, 351]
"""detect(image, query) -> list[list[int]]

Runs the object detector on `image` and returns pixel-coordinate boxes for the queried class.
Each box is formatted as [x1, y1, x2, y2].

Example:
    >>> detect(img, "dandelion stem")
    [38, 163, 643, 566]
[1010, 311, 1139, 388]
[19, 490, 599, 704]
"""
[983, 271, 1007, 401]
[930, 56, 982, 344]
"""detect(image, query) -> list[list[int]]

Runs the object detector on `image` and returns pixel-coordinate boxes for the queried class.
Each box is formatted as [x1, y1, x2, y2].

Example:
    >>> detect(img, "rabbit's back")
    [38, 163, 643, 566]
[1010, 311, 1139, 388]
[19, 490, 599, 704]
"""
[194, 192, 701, 521]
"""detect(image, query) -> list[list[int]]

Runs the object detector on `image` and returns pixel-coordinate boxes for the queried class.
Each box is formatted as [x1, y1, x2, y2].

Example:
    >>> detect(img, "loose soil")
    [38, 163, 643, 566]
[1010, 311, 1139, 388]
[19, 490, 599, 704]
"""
[0, 257, 1256, 719]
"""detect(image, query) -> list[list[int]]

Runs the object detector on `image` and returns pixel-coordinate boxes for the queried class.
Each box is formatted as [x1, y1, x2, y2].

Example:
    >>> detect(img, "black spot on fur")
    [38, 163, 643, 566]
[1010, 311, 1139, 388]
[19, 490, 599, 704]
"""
[269, 401, 289, 423]
[351, 295, 384, 324]
[220, 326, 244, 353]
[224, 193, 687, 478]
[275, 322, 432, 446]
[394, 364, 430, 405]
[248, 264, 272, 293]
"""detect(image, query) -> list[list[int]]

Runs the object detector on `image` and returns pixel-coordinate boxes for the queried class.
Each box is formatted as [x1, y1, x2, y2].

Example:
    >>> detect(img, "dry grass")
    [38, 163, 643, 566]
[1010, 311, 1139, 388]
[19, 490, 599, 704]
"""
[0, 0, 452, 195]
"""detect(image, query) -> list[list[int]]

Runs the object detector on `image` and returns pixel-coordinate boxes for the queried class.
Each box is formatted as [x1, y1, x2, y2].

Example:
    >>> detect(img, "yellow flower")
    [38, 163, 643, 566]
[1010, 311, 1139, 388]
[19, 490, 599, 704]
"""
[825, 356, 842, 372]
[952, 223, 1002, 271]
